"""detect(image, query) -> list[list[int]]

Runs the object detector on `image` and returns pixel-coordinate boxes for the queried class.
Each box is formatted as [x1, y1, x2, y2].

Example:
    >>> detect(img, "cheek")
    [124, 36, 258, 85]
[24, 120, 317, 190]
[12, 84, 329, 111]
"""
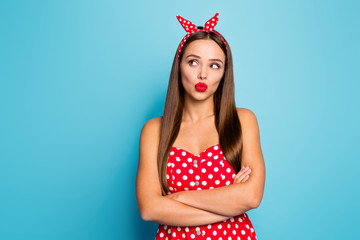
[212, 80, 222, 91]
[180, 67, 196, 84]
[211, 71, 224, 85]
[217, 69, 225, 79]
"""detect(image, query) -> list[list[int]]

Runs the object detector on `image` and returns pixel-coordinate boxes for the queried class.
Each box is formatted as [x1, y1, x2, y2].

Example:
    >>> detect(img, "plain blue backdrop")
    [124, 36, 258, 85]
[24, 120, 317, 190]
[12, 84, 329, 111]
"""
[1, 0, 359, 239]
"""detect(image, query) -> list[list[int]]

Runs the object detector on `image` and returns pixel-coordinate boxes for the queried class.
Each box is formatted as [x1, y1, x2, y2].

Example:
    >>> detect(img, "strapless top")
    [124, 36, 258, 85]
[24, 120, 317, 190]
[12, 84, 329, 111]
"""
[155, 144, 257, 240]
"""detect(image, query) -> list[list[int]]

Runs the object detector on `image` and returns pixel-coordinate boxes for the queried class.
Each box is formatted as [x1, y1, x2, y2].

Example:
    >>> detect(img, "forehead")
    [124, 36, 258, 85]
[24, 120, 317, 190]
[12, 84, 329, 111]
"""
[183, 39, 225, 61]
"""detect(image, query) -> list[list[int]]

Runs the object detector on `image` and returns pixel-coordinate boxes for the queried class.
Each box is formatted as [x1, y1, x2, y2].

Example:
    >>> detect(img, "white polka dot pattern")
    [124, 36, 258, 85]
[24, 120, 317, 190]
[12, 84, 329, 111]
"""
[155, 144, 257, 239]
[175, 13, 227, 60]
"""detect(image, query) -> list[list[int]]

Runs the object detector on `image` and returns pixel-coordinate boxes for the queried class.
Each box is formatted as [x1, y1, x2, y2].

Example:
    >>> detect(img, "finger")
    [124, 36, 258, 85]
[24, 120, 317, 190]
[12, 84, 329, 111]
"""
[234, 168, 246, 183]
[235, 172, 248, 183]
[236, 175, 249, 184]
[243, 175, 250, 182]
[234, 172, 249, 184]
[234, 169, 252, 183]
[235, 174, 249, 183]
[234, 177, 244, 184]
[235, 166, 249, 178]
[233, 173, 243, 184]
[235, 167, 251, 180]
[241, 175, 250, 183]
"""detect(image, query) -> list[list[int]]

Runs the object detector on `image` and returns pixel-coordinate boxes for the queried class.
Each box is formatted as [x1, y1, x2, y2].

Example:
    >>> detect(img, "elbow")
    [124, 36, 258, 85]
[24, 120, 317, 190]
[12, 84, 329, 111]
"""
[139, 207, 153, 221]
[248, 198, 261, 209]
[138, 195, 163, 221]
[138, 200, 157, 222]
[139, 198, 163, 222]
[248, 193, 263, 209]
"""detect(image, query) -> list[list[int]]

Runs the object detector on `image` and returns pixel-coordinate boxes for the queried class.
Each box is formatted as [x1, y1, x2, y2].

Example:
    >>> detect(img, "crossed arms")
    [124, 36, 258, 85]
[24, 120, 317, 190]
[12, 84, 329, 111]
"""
[135, 108, 265, 226]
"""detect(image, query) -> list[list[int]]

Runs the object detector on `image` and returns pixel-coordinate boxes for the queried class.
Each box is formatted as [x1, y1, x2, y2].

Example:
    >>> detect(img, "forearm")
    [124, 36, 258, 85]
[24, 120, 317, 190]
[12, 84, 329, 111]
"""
[142, 195, 230, 226]
[168, 183, 255, 217]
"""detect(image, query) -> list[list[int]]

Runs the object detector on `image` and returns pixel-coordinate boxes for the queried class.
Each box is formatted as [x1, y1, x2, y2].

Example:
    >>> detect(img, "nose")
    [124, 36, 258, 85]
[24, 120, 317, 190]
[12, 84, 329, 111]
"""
[198, 65, 207, 80]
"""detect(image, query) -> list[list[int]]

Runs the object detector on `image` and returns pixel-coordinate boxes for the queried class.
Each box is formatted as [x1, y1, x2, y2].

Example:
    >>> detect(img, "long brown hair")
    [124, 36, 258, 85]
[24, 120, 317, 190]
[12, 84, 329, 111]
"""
[157, 28, 242, 195]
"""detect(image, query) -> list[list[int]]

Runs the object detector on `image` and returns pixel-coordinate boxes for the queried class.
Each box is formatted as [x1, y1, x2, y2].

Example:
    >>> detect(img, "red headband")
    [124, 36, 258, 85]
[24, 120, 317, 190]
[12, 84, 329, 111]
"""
[176, 13, 227, 60]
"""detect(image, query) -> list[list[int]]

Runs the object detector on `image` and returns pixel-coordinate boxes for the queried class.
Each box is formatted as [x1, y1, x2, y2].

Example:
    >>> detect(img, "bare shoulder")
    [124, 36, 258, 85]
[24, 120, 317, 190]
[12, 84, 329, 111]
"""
[236, 108, 258, 126]
[140, 116, 162, 138]
[236, 107, 260, 140]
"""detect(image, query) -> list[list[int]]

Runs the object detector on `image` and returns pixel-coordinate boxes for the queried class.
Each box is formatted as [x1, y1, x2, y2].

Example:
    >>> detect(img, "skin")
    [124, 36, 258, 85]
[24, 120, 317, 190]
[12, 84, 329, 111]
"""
[136, 39, 265, 225]
[180, 39, 225, 105]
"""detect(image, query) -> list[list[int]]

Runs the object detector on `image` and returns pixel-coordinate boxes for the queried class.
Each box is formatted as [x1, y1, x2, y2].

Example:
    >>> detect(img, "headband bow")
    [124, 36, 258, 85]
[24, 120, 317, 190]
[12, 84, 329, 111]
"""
[176, 13, 227, 60]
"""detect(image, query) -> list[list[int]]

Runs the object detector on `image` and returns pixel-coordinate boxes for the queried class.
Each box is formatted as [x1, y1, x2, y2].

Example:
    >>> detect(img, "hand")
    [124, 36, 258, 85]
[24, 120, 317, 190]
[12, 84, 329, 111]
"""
[233, 166, 252, 184]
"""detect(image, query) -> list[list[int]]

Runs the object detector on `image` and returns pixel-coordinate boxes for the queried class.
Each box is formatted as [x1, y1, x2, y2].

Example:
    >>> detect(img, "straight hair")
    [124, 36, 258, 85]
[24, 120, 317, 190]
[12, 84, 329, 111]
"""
[157, 28, 242, 195]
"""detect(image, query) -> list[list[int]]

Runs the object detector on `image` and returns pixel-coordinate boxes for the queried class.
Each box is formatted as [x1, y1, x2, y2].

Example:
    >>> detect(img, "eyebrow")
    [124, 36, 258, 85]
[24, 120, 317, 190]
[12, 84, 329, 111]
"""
[185, 54, 224, 64]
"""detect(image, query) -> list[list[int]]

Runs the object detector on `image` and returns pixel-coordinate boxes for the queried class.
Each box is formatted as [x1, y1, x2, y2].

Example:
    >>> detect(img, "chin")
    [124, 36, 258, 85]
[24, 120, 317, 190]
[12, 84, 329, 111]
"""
[191, 92, 213, 101]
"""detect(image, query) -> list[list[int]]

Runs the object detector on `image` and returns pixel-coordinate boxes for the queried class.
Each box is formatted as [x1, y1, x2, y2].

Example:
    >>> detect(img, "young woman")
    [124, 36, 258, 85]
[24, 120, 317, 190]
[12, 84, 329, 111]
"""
[136, 13, 265, 240]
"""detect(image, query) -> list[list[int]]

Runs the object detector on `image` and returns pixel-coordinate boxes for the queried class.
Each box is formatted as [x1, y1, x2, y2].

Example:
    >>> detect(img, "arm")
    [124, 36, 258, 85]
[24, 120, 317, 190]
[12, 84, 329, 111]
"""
[140, 194, 231, 226]
[165, 109, 266, 217]
[136, 117, 231, 226]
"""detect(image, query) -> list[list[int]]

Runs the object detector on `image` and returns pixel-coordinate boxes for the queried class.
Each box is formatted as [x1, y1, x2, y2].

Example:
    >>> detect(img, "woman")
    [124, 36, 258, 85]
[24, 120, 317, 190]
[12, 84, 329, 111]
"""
[136, 13, 265, 240]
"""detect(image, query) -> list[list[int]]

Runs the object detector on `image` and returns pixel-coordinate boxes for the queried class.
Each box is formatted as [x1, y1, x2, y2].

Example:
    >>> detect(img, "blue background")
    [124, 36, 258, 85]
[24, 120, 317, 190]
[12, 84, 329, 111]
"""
[1, 0, 359, 239]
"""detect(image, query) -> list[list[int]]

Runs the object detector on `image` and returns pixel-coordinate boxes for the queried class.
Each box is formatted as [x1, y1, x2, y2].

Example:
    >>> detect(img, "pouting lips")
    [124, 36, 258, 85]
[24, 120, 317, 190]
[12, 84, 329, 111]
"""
[195, 82, 208, 92]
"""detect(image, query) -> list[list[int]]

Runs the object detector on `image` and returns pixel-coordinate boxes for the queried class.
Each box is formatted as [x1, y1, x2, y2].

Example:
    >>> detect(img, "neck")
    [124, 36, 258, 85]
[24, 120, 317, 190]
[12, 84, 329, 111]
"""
[182, 93, 214, 123]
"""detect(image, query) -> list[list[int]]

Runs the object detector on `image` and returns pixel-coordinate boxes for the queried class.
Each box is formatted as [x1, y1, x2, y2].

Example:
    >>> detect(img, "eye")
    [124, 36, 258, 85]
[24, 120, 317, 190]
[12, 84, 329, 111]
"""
[211, 63, 221, 69]
[188, 60, 198, 66]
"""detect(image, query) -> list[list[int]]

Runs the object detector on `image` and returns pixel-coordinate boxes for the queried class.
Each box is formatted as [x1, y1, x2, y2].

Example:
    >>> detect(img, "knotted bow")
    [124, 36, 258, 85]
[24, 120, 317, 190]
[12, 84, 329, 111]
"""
[176, 13, 227, 60]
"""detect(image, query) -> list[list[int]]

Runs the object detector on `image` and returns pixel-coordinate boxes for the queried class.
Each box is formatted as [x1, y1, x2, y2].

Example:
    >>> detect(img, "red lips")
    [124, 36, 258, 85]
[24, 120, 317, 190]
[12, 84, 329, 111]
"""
[195, 82, 208, 92]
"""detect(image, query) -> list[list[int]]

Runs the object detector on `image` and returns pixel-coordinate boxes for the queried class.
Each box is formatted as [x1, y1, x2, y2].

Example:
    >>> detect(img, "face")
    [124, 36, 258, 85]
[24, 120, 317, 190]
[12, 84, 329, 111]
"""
[180, 39, 226, 101]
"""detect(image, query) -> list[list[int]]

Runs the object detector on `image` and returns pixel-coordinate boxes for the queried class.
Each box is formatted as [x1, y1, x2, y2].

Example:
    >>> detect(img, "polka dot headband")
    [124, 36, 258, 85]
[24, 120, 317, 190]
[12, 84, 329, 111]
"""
[176, 13, 227, 60]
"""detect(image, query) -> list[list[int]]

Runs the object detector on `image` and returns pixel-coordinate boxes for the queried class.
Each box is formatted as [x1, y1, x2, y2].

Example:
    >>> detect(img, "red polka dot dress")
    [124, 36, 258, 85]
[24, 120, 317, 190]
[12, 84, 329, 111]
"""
[155, 144, 258, 240]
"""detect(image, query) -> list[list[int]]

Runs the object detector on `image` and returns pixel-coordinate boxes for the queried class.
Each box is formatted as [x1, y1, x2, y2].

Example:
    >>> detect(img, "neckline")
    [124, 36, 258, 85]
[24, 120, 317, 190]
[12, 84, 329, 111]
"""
[171, 143, 220, 157]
